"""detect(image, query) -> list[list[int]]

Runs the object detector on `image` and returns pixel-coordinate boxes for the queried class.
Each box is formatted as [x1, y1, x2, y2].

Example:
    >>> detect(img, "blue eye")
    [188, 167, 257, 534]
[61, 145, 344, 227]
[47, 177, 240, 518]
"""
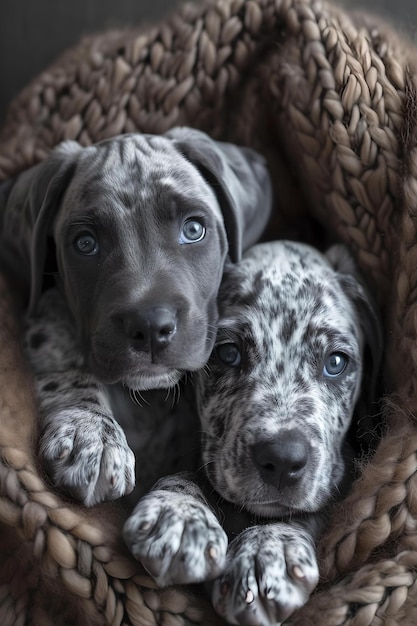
[74, 233, 99, 255]
[180, 219, 205, 244]
[323, 353, 348, 377]
[216, 343, 241, 367]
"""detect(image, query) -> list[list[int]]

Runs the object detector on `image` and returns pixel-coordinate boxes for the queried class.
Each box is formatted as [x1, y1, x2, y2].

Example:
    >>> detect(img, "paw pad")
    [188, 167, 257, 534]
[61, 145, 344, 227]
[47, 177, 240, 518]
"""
[245, 590, 254, 604]
[208, 544, 219, 561]
[292, 565, 305, 580]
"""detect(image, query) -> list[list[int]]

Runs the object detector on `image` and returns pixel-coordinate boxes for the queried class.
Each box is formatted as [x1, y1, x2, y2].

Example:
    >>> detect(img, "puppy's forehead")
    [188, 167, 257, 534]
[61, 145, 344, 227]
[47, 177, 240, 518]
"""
[248, 241, 328, 274]
[221, 242, 356, 331]
[67, 134, 217, 213]
[223, 242, 329, 295]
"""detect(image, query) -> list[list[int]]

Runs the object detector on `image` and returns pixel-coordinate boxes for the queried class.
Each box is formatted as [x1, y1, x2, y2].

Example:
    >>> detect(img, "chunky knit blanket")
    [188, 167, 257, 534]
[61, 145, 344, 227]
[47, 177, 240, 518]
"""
[1, 0, 417, 623]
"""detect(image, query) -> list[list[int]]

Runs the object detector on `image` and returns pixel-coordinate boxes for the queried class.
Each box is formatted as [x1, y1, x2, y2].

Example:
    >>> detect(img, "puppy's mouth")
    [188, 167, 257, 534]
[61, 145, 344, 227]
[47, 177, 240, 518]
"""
[123, 370, 183, 391]
[89, 354, 183, 389]
[220, 475, 332, 518]
[207, 467, 326, 518]
[242, 499, 317, 518]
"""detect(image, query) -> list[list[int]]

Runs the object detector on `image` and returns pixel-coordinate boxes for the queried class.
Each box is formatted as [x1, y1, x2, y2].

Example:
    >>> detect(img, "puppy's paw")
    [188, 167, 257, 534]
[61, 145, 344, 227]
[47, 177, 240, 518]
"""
[123, 490, 228, 586]
[212, 524, 318, 626]
[40, 409, 135, 505]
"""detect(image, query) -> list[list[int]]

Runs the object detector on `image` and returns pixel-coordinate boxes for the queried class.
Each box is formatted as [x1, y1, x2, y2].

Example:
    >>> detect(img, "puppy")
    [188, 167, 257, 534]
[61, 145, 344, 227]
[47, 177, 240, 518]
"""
[123, 240, 382, 626]
[0, 127, 271, 389]
[1, 128, 272, 504]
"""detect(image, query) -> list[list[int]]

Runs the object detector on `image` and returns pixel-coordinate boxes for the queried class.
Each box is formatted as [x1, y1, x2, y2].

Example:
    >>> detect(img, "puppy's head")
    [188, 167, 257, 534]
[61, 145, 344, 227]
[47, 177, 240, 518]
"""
[196, 241, 382, 517]
[0, 129, 272, 390]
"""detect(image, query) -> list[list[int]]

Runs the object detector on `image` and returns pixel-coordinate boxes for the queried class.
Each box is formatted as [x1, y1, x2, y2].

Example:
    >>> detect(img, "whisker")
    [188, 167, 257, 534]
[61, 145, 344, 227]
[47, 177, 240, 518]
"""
[173, 382, 181, 408]
[187, 372, 197, 390]
[128, 387, 149, 407]
[196, 458, 215, 473]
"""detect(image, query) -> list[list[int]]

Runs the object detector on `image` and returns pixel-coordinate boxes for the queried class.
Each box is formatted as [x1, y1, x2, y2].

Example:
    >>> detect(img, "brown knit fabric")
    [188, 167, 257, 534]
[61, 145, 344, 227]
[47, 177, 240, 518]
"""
[1, 0, 417, 623]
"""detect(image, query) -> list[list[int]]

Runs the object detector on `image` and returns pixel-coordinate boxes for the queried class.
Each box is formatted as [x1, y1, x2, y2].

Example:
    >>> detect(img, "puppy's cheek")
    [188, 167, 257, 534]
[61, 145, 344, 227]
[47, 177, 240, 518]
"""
[201, 442, 229, 493]
[188, 304, 219, 363]
[306, 450, 340, 507]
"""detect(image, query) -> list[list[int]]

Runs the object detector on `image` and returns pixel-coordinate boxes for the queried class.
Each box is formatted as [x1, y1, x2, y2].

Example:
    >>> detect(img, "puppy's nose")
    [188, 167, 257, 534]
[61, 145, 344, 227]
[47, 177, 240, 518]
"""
[252, 430, 309, 489]
[120, 306, 177, 352]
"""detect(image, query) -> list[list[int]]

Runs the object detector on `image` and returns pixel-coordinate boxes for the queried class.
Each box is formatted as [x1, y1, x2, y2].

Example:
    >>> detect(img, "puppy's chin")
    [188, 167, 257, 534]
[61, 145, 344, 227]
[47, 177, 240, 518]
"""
[241, 499, 320, 519]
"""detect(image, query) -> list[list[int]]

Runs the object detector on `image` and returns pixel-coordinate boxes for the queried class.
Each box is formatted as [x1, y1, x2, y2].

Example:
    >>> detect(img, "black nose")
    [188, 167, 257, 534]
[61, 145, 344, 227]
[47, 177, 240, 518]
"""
[252, 430, 310, 488]
[119, 306, 177, 352]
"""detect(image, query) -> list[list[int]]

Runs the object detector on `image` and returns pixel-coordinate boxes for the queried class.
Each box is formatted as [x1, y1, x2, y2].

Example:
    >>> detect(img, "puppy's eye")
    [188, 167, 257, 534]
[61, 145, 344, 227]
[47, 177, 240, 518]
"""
[74, 233, 99, 256]
[179, 219, 206, 244]
[323, 352, 348, 377]
[216, 343, 241, 367]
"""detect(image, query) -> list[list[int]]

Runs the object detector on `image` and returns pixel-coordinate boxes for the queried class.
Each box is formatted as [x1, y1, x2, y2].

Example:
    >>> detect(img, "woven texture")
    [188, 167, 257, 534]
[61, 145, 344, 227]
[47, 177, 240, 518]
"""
[2, 0, 417, 623]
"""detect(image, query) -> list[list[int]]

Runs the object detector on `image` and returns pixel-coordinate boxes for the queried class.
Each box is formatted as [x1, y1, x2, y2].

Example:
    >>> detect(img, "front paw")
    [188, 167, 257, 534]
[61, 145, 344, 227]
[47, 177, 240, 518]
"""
[212, 524, 319, 626]
[40, 409, 135, 506]
[123, 490, 228, 586]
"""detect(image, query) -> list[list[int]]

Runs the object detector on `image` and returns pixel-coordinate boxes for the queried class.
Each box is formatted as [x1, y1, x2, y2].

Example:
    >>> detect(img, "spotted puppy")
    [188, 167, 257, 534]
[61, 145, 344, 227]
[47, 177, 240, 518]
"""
[123, 240, 382, 626]
[2, 127, 271, 505]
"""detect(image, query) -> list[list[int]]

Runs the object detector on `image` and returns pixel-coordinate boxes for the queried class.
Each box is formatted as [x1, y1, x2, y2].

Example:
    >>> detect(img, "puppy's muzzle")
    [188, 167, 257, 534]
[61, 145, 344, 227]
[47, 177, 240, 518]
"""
[115, 305, 177, 354]
[251, 429, 311, 489]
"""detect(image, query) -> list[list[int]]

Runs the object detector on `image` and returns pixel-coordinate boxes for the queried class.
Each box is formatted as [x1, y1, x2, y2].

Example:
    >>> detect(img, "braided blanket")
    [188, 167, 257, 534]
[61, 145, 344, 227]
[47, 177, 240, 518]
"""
[2, 0, 417, 623]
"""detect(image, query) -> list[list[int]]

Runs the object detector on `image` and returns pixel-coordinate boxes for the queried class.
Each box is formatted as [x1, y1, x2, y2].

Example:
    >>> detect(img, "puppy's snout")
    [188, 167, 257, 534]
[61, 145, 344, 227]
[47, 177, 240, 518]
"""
[117, 306, 177, 352]
[252, 430, 310, 489]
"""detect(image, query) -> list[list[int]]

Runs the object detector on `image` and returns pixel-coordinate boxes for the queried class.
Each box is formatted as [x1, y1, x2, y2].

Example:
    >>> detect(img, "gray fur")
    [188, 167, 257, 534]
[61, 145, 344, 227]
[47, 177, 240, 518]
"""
[1, 127, 272, 392]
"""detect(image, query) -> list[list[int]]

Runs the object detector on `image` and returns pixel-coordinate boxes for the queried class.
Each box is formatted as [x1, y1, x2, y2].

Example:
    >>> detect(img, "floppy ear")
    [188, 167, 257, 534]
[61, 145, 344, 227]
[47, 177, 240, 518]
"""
[0, 141, 82, 313]
[165, 127, 273, 261]
[326, 244, 384, 444]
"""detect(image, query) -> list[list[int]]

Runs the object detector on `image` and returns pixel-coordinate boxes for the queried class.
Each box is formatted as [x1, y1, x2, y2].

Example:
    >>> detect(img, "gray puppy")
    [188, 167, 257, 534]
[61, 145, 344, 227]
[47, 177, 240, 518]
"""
[0, 127, 272, 390]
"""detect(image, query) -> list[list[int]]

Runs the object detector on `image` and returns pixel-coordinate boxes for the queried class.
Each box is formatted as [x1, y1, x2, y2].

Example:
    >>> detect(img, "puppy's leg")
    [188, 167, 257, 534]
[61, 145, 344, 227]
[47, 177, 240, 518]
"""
[212, 522, 319, 626]
[123, 473, 228, 586]
[24, 288, 135, 505]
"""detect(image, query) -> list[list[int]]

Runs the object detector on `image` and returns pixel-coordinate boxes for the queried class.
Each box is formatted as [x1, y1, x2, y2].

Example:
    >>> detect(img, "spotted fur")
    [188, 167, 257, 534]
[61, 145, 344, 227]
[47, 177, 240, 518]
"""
[196, 242, 370, 517]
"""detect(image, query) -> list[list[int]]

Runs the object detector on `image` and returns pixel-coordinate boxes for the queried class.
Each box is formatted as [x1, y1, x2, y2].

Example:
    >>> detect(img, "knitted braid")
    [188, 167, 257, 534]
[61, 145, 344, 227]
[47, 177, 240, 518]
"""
[319, 423, 417, 579]
[0, 0, 409, 296]
[0, 447, 224, 626]
[291, 550, 417, 625]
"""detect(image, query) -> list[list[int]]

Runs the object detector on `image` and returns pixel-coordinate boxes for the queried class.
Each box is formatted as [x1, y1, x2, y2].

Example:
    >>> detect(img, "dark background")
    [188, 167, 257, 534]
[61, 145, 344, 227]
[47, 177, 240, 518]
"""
[1, 0, 417, 124]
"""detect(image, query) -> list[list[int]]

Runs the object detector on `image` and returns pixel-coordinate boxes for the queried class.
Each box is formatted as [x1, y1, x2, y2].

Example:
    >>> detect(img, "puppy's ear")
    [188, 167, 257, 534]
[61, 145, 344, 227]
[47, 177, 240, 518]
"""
[326, 244, 383, 443]
[165, 127, 273, 262]
[326, 244, 383, 369]
[0, 141, 82, 313]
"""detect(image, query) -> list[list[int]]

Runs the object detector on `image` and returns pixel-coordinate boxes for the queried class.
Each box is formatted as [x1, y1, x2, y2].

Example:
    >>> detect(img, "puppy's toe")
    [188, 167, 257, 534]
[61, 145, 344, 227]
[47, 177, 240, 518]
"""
[40, 422, 75, 463]
[98, 444, 136, 500]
